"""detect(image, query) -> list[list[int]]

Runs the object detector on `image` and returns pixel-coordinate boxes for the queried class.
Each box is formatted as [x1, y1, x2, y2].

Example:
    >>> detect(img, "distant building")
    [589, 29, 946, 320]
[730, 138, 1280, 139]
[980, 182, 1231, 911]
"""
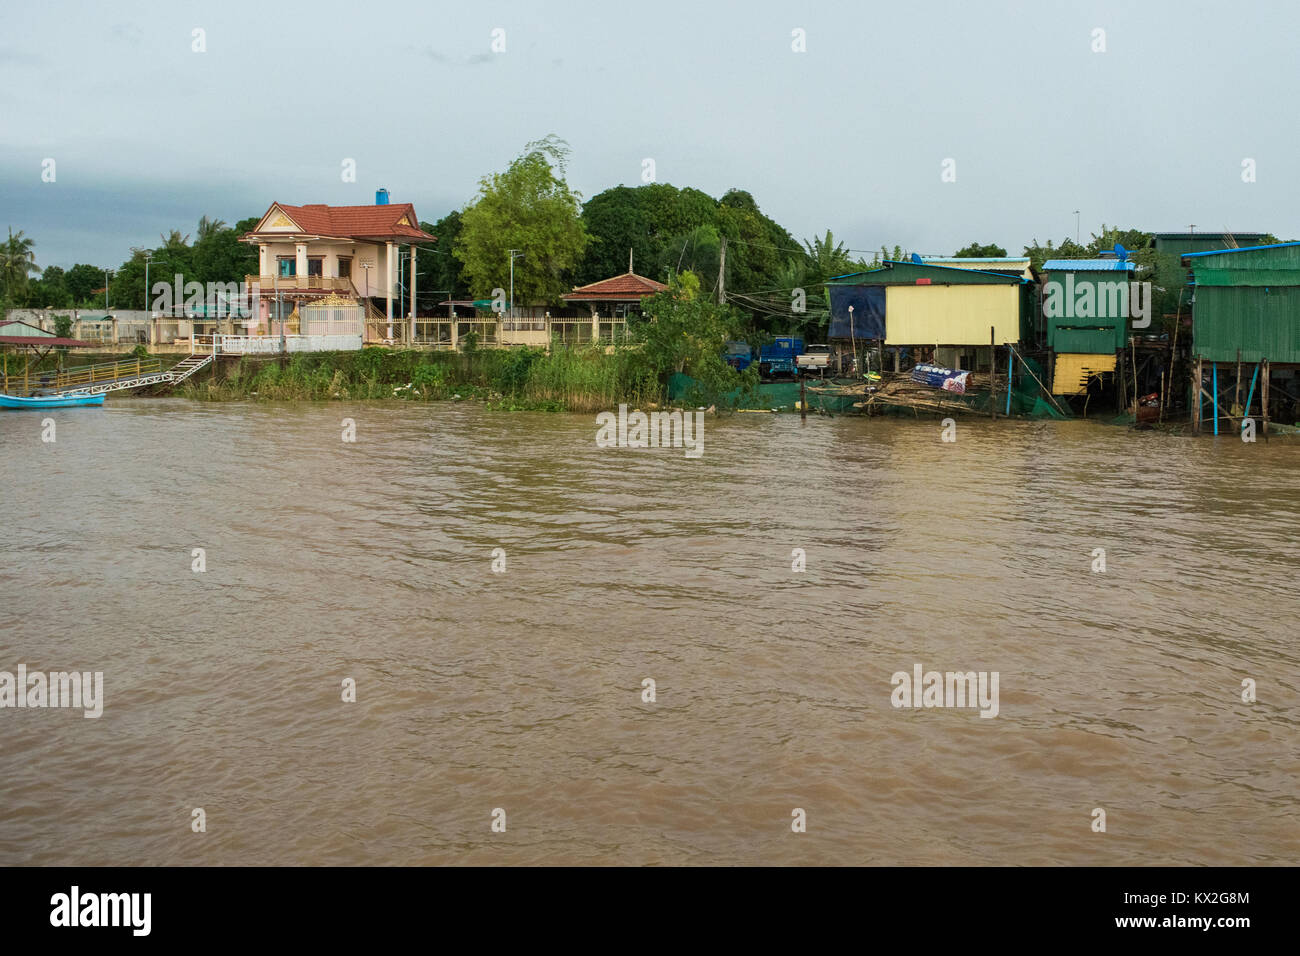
[825, 259, 1031, 371]
[240, 191, 436, 343]
[1153, 232, 1270, 257]
[921, 257, 1034, 281]
[1040, 253, 1138, 395]
[563, 270, 666, 317]
[562, 267, 666, 342]
[1183, 241, 1300, 364]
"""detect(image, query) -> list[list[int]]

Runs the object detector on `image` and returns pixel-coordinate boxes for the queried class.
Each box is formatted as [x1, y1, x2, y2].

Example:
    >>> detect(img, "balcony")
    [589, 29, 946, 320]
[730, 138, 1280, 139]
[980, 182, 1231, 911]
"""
[245, 275, 359, 296]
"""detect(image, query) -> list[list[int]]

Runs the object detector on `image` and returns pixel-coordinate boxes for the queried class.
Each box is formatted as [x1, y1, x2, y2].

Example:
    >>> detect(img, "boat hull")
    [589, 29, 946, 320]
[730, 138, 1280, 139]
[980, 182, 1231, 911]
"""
[0, 392, 106, 409]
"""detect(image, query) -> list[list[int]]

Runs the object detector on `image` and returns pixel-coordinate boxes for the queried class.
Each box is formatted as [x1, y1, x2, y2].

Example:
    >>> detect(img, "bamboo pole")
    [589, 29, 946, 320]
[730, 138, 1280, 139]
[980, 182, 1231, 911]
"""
[1234, 348, 1242, 416]
[989, 327, 996, 420]
[1165, 306, 1180, 420]
[1009, 344, 1068, 417]
[1005, 347, 1014, 416]
[1193, 354, 1202, 434]
[1212, 362, 1219, 436]
[1118, 348, 1126, 414]
[1243, 362, 1259, 434]
[1262, 357, 1270, 442]
[1131, 336, 1138, 411]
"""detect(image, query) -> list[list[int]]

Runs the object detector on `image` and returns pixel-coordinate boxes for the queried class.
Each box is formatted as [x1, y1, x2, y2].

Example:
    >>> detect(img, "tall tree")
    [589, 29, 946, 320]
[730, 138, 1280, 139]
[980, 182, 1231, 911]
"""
[66, 263, 105, 305]
[455, 136, 588, 306]
[191, 216, 256, 285]
[954, 241, 1008, 257]
[1, 227, 40, 305]
[414, 211, 470, 310]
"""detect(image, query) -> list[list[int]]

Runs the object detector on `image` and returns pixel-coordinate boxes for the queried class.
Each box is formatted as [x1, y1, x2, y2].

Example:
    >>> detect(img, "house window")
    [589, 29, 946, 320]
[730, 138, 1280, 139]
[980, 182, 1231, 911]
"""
[277, 257, 296, 278]
[337, 257, 352, 279]
[307, 258, 323, 277]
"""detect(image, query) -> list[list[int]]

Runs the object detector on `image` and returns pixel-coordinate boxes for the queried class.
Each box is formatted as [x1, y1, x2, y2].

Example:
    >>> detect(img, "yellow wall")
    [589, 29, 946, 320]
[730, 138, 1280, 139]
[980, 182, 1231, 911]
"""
[1052, 353, 1116, 395]
[884, 285, 1020, 346]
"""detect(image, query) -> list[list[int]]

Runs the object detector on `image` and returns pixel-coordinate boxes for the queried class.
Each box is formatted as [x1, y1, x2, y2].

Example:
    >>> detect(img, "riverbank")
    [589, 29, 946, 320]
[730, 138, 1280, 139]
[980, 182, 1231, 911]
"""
[157, 346, 754, 413]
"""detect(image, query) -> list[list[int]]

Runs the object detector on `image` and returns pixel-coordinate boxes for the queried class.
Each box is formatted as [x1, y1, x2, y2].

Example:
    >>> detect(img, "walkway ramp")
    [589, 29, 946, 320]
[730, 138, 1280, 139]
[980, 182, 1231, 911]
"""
[6, 355, 215, 397]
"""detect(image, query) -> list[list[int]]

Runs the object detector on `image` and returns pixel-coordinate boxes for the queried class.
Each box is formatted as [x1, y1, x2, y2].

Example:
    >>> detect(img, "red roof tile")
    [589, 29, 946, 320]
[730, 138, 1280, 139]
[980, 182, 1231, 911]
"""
[0, 335, 93, 347]
[247, 202, 436, 242]
[563, 272, 668, 301]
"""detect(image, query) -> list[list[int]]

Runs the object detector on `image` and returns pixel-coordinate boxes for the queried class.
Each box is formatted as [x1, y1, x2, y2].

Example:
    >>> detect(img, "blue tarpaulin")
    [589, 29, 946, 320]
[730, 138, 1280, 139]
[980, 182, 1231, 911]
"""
[829, 285, 886, 339]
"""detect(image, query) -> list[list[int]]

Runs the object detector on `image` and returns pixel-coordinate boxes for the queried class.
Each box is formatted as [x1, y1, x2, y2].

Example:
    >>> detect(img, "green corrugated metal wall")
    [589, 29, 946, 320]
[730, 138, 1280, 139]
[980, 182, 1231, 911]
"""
[1192, 286, 1300, 363]
[1188, 245, 1300, 363]
[1044, 272, 1129, 353]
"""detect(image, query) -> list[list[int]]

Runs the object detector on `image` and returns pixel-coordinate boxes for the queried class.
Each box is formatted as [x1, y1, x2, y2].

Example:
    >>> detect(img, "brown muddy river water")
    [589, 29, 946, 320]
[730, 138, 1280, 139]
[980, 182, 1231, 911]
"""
[1, 398, 1296, 865]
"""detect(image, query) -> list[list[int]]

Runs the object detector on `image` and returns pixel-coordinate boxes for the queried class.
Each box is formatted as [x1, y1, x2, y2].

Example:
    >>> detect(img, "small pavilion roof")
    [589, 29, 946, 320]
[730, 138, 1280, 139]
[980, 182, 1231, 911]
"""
[563, 271, 668, 302]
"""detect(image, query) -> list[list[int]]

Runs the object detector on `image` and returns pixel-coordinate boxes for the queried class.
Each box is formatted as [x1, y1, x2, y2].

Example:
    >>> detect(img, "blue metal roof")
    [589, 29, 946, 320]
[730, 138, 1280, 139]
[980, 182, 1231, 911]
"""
[1181, 240, 1300, 259]
[1041, 259, 1135, 272]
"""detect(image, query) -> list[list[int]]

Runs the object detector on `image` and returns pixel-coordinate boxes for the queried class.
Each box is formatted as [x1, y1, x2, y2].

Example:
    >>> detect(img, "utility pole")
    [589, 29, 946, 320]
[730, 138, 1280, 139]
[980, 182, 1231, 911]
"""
[508, 249, 523, 321]
[104, 269, 112, 311]
[717, 236, 727, 305]
[1074, 210, 1080, 245]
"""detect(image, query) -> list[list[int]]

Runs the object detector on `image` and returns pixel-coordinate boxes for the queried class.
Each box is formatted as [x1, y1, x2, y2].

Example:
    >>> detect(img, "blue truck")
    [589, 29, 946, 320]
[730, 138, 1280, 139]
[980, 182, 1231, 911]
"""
[723, 341, 753, 372]
[758, 337, 805, 379]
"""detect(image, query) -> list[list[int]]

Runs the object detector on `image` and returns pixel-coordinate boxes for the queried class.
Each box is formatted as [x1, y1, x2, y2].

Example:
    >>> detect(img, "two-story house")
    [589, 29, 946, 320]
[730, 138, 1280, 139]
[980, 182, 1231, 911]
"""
[240, 190, 436, 341]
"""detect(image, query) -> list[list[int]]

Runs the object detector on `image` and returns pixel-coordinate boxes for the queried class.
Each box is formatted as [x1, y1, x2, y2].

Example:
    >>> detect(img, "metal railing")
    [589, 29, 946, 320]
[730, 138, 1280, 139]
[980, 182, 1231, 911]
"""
[2, 358, 163, 396]
[246, 275, 358, 294]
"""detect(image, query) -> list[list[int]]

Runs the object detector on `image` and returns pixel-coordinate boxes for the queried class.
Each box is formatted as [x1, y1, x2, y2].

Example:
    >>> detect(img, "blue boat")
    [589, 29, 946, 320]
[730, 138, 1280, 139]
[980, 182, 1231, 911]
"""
[0, 392, 106, 409]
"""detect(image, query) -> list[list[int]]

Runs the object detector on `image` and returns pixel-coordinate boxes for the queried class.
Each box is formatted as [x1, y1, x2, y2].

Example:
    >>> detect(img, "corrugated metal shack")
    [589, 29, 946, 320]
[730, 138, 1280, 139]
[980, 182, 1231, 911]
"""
[1040, 254, 1136, 396]
[1183, 241, 1300, 436]
[824, 259, 1032, 373]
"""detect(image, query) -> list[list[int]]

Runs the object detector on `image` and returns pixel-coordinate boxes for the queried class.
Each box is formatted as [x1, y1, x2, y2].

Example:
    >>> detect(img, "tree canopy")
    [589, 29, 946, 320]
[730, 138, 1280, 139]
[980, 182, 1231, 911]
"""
[954, 241, 1008, 257]
[454, 136, 589, 308]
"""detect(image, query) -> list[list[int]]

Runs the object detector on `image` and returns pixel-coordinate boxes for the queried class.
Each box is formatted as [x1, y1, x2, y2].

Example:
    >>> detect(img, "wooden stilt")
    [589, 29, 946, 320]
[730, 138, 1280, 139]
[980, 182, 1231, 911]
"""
[989, 327, 996, 420]
[1262, 357, 1270, 442]
[1118, 348, 1126, 414]
[1212, 362, 1219, 436]
[1234, 348, 1242, 416]
[1131, 336, 1138, 410]
[1193, 354, 1202, 434]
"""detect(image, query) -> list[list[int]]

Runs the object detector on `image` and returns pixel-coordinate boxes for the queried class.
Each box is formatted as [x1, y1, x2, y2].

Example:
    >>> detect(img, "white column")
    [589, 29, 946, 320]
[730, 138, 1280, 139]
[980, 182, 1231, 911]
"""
[295, 243, 308, 289]
[409, 244, 417, 342]
[385, 241, 394, 341]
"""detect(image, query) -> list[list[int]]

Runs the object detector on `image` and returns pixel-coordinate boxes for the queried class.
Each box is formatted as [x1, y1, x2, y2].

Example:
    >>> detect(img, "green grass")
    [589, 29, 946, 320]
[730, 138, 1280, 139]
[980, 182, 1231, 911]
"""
[175, 345, 662, 412]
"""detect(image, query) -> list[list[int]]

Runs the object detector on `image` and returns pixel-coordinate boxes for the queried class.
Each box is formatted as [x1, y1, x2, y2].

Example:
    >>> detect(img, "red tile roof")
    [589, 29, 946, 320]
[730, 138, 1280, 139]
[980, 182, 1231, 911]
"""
[563, 271, 668, 301]
[247, 202, 436, 242]
[0, 335, 92, 347]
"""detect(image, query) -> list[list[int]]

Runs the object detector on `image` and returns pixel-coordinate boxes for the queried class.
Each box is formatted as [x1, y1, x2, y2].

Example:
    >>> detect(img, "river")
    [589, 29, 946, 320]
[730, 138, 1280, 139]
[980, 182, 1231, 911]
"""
[1, 398, 1296, 865]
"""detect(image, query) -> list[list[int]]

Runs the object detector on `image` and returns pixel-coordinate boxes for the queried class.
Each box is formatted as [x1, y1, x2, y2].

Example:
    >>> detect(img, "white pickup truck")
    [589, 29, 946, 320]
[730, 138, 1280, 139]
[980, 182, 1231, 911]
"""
[796, 344, 831, 374]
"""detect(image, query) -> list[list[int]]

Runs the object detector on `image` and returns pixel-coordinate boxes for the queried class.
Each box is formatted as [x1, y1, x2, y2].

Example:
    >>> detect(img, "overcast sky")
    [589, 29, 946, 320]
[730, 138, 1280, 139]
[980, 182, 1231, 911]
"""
[3, 0, 1296, 273]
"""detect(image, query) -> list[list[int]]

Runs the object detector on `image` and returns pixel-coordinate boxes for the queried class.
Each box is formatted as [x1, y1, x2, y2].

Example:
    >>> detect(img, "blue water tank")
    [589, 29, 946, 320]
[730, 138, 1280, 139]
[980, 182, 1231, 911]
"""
[376, 188, 389, 205]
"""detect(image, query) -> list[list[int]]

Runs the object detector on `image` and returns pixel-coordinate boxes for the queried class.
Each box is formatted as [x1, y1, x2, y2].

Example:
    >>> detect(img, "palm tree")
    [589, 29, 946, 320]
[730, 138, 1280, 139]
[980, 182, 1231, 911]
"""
[159, 229, 191, 249]
[1, 227, 40, 304]
[196, 216, 227, 241]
